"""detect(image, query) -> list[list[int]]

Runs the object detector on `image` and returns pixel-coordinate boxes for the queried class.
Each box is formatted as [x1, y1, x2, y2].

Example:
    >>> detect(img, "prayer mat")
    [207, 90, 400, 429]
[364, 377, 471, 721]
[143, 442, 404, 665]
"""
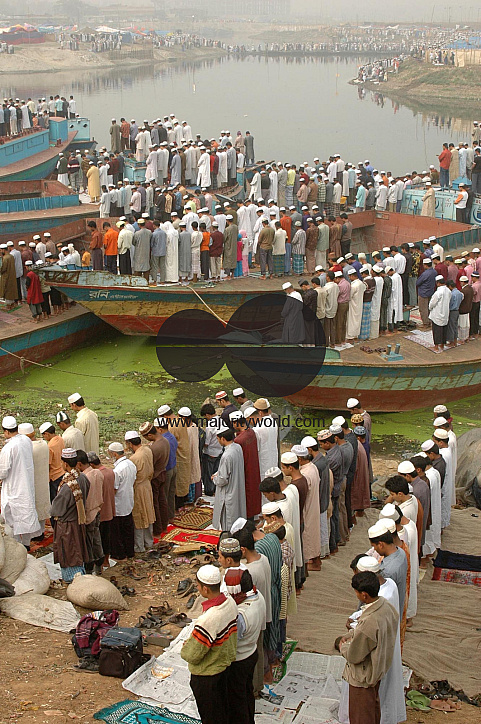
[432, 567, 481, 587]
[404, 329, 442, 353]
[272, 639, 298, 684]
[160, 525, 222, 546]
[433, 549, 481, 573]
[171, 507, 213, 531]
[93, 699, 200, 724]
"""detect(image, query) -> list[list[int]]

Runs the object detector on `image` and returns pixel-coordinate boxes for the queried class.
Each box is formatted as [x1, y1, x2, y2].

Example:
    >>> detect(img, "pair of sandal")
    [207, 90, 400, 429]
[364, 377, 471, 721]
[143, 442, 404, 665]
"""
[177, 578, 196, 598]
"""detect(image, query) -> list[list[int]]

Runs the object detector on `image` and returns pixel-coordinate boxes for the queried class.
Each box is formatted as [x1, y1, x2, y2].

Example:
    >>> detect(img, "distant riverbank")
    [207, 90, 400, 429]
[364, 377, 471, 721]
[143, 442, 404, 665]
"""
[353, 57, 481, 117]
[0, 42, 227, 75]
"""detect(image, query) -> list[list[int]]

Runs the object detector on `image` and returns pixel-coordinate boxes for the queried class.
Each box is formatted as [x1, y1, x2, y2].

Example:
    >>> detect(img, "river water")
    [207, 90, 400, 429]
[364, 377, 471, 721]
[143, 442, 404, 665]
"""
[2, 55, 471, 173]
[1, 55, 478, 444]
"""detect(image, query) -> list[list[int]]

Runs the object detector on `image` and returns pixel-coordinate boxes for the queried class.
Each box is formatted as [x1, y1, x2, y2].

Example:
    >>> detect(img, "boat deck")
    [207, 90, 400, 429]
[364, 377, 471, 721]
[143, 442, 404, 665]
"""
[0, 202, 99, 225]
[339, 329, 481, 368]
[0, 131, 77, 180]
[0, 303, 88, 343]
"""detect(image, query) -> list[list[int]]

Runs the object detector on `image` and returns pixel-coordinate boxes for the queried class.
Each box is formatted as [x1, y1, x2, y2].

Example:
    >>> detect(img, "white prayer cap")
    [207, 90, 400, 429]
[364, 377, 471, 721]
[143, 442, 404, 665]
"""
[6, 241, 13, 246]
[265, 466, 282, 478]
[368, 519, 395, 539]
[125, 430, 139, 441]
[282, 282, 292, 290]
[243, 406, 257, 418]
[435, 275, 444, 281]
[44, 232, 51, 237]
[68, 392, 82, 404]
[385, 264, 394, 272]
[61, 448, 77, 459]
[358, 253, 366, 259]
[425, 181, 431, 186]
[408, 242, 414, 248]
[281, 451, 298, 465]
[301, 435, 317, 448]
[382, 246, 391, 252]
[56, 411, 69, 423]
[229, 411, 244, 421]
[39, 421, 54, 434]
[317, 429, 332, 441]
[459, 275, 468, 282]
[157, 404, 171, 416]
[357, 556, 381, 573]
[25, 260, 33, 266]
[429, 236, 436, 241]
[291, 444, 309, 457]
[329, 424, 343, 436]
[217, 424, 231, 435]
[433, 404, 448, 414]
[433, 416, 448, 427]
[372, 265, 383, 273]
[230, 518, 247, 535]
[232, 387, 244, 396]
[315, 265, 324, 271]
[29, 242, 37, 248]
[398, 460, 415, 474]
[262, 501, 281, 515]
[154, 417, 168, 428]
[18, 241, 26, 246]
[379, 503, 399, 521]
[33, 235, 41, 240]
[421, 439, 435, 452]
[212, 222, 218, 227]
[337, 257, 345, 263]
[346, 398, 359, 409]
[226, 214, 233, 220]
[360, 265, 370, 273]
[18, 423, 34, 435]
[433, 428, 449, 440]
[178, 406, 191, 417]
[332, 416, 346, 426]
[472, 247, 480, 253]
[142, 212, 150, 218]
[197, 564, 221, 586]
[334, 271, 342, 277]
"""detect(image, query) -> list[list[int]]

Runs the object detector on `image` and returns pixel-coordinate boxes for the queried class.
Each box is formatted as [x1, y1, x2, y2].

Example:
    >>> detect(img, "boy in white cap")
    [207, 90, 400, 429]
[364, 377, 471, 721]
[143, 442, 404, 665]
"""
[108, 441, 135, 559]
[397, 460, 430, 546]
[181, 565, 238, 724]
[68, 393, 99, 454]
[56, 410, 85, 450]
[0, 416, 40, 546]
[18, 422, 49, 540]
[232, 387, 253, 414]
[40, 421, 65, 501]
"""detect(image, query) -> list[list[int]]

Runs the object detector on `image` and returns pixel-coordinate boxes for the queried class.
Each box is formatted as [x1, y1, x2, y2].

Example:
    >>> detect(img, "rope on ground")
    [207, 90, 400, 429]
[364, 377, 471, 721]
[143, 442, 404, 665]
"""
[0, 345, 116, 379]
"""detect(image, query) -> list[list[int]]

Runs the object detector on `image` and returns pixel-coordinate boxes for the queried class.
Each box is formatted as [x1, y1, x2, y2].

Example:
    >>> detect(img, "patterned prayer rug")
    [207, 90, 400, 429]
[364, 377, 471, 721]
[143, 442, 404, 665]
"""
[171, 507, 213, 531]
[432, 567, 481, 587]
[160, 525, 221, 546]
[94, 699, 200, 724]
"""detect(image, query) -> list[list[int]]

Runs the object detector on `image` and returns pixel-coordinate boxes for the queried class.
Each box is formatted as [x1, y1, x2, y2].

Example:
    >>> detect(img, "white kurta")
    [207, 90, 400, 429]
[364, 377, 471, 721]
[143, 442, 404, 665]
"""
[217, 151, 228, 185]
[346, 279, 364, 339]
[399, 519, 418, 619]
[269, 171, 278, 202]
[371, 276, 384, 322]
[249, 172, 261, 199]
[197, 152, 211, 187]
[440, 446, 454, 528]
[253, 417, 278, 479]
[387, 272, 403, 323]
[237, 206, 254, 244]
[146, 151, 158, 182]
[339, 577, 406, 724]
[164, 222, 179, 282]
[283, 484, 303, 570]
[428, 286, 451, 326]
[0, 435, 40, 536]
[212, 442, 246, 531]
[448, 430, 457, 503]
[423, 466, 442, 554]
[74, 407, 99, 455]
[31, 438, 50, 523]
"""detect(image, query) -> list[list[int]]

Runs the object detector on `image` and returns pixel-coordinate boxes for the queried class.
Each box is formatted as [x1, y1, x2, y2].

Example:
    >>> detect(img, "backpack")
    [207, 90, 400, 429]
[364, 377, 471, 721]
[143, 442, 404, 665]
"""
[98, 626, 147, 678]
[71, 609, 120, 658]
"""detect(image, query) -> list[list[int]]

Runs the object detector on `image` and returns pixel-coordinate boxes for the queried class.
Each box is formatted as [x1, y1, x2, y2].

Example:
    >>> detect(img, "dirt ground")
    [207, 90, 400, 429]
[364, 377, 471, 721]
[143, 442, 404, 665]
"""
[0, 42, 225, 75]
[0, 454, 479, 723]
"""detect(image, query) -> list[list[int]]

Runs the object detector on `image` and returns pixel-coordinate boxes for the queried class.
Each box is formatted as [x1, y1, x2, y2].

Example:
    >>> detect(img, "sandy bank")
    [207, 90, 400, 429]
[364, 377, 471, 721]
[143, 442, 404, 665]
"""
[0, 42, 226, 75]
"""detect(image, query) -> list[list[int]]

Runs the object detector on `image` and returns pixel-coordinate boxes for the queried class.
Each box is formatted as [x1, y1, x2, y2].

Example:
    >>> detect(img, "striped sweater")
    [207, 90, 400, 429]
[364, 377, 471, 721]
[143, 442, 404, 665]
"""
[181, 595, 238, 676]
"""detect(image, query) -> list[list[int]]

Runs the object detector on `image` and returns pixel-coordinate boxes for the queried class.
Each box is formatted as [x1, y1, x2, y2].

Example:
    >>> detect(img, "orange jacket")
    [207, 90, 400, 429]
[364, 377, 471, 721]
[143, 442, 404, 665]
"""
[103, 228, 119, 256]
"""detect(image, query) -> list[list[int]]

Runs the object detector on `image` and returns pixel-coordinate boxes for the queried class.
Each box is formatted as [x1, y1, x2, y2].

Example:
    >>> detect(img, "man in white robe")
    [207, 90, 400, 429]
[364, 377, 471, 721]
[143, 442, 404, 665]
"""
[217, 149, 228, 187]
[370, 266, 384, 339]
[18, 423, 50, 536]
[182, 122, 192, 142]
[123, 181, 132, 215]
[346, 275, 364, 339]
[433, 430, 454, 527]
[386, 266, 403, 330]
[146, 147, 157, 182]
[157, 144, 169, 184]
[170, 151, 181, 186]
[0, 416, 40, 545]
[380, 502, 418, 623]
[212, 427, 246, 531]
[268, 166, 278, 203]
[245, 405, 278, 480]
[249, 170, 261, 200]
[68, 393, 99, 454]
[237, 202, 254, 247]
[197, 149, 211, 188]
[163, 222, 179, 282]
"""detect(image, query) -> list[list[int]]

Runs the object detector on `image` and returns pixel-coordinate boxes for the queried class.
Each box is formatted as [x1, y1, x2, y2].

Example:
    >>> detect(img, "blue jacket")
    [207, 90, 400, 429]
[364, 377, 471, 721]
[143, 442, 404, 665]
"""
[416, 268, 437, 297]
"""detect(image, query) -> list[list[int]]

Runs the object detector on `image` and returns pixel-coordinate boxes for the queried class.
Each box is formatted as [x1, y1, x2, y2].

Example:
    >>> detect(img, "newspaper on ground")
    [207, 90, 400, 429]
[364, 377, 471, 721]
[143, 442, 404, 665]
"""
[286, 652, 345, 681]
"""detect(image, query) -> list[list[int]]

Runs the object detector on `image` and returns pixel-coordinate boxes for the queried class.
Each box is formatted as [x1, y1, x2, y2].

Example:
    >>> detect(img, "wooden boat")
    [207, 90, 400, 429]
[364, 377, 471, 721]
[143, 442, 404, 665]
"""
[37, 266, 481, 412]
[0, 305, 108, 378]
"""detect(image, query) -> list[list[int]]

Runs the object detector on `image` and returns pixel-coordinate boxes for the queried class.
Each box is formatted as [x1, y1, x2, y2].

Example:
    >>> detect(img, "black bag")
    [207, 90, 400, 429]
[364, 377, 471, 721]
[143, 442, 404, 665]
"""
[0, 577, 15, 598]
[98, 626, 145, 678]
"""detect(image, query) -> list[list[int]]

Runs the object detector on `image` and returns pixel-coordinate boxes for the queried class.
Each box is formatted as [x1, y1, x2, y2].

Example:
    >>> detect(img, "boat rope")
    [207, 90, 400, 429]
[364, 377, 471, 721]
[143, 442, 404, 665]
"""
[184, 284, 281, 334]
[0, 345, 117, 379]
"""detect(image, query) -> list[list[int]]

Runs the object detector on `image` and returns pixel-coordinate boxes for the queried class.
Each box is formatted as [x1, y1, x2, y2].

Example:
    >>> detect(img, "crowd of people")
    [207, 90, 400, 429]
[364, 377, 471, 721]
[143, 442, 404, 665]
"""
[0, 390, 458, 724]
[0, 95, 77, 137]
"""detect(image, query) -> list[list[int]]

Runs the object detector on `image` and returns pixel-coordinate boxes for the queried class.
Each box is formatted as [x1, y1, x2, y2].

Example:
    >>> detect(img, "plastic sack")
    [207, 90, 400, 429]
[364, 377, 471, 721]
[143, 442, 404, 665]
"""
[0, 592, 80, 632]
[66, 574, 129, 611]
[13, 555, 50, 596]
[0, 535, 28, 583]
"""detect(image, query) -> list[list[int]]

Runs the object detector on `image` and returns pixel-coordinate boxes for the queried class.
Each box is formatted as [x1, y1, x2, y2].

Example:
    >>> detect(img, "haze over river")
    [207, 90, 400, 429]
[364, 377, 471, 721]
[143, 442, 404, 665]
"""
[1, 55, 470, 173]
